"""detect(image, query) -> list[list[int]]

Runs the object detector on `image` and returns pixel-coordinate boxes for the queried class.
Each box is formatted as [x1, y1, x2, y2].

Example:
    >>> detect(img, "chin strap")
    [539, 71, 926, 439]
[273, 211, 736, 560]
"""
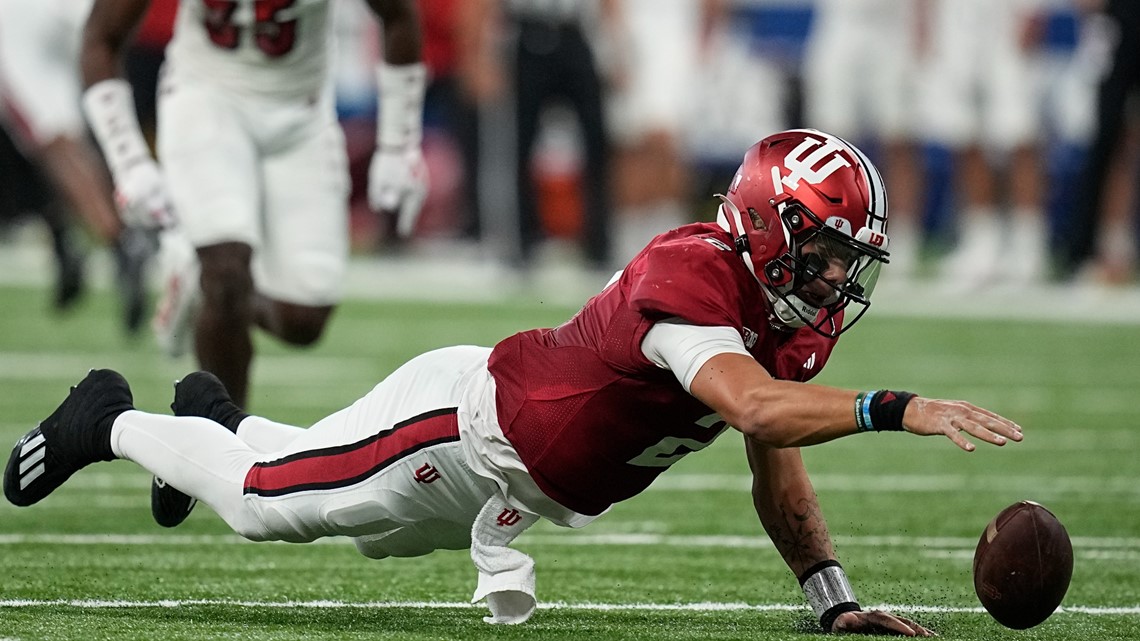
[768, 293, 818, 329]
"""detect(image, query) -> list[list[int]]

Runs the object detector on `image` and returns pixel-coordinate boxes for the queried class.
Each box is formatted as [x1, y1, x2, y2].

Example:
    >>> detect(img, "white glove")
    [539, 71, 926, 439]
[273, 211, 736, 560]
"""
[368, 145, 428, 237]
[372, 62, 428, 238]
[83, 79, 176, 229]
[113, 159, 176, 228]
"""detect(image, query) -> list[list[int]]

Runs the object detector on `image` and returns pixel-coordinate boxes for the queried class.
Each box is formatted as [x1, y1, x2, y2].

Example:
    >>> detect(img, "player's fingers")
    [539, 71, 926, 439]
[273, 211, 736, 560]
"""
[956, 413, 1022, 446]
[963, 404, 1023, 438]
[863, 610, 917, 636]
[946, 421, 976, 452]
[889, 614, 937, 637]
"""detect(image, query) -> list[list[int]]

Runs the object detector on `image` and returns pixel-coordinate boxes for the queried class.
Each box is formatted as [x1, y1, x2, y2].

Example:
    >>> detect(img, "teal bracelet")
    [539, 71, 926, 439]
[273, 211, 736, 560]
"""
[854, 391, 876, 432]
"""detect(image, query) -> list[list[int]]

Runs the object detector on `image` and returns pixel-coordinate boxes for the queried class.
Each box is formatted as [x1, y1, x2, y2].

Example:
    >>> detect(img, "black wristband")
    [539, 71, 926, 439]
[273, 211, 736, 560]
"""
[820, 601, 862, 633]
[868, 390, 916, 432]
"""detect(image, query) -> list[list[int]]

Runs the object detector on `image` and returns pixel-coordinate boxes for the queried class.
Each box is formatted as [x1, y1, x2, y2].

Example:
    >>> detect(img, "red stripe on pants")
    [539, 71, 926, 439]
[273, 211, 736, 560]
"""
[243, 408, 459, 496]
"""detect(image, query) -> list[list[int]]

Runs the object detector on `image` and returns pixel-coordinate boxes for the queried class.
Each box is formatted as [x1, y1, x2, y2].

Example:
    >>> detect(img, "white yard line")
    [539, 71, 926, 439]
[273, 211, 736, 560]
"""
[2, 532, 1139, 551]
[7, 471, 1138, 495]
[0, 598, 1136, 616]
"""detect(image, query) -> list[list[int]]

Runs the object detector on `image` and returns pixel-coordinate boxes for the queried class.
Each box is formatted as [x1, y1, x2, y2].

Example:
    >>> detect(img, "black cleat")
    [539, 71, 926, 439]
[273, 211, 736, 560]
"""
[4, 369, 133, 506]
[150, 474, 196, 528]
[151, 372, 247, 528]
[170, 371, 248, 431]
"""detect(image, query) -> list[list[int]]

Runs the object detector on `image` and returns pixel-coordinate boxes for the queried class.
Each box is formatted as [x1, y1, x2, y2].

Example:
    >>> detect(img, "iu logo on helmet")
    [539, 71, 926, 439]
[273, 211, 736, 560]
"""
[777, 136, 852, 191]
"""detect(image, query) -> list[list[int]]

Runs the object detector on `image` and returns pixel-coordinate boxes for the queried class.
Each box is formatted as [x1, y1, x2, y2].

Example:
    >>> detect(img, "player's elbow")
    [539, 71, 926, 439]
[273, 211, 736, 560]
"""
[728, 393, 798, 448]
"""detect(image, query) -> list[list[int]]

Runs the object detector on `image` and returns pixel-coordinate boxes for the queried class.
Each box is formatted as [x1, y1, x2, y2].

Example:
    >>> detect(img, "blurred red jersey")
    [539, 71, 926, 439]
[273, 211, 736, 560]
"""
[488, 223, 840, 516]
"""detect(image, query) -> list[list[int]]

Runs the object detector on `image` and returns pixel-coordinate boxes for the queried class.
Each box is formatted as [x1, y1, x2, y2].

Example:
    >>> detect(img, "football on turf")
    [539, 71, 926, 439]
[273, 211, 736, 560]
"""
[973, 500, 1074, 629]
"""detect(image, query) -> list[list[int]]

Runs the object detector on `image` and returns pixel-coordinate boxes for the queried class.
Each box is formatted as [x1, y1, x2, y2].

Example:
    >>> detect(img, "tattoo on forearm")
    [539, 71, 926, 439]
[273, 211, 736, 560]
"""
[761, 497, 833, 572]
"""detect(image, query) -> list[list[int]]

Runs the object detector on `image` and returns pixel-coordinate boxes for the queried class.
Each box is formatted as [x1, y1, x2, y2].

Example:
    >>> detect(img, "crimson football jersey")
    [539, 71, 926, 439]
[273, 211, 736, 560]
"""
[488, 223, 840, 516]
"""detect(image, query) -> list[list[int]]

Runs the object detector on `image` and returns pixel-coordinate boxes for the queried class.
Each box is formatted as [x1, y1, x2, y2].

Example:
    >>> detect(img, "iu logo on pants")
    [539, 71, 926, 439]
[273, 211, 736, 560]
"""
[496, 508, 522, 527]
[413, 463, 441, 484]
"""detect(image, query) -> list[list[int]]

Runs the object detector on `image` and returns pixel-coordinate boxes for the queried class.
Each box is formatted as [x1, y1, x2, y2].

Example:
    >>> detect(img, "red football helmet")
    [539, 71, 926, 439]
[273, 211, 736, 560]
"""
[716, 129, 890, 337]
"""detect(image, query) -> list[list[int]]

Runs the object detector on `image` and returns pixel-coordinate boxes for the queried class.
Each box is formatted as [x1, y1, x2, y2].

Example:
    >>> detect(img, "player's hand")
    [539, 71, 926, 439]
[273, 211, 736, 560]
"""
[832, 609, 936, 637]
[902, 397, 1023, 452]
[368, 145, 428, 238]
[113, 159, 176, 229]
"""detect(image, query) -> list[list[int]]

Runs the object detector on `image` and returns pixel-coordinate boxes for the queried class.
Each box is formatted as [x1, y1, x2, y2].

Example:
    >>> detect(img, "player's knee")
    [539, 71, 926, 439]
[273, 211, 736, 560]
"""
[274, 304, 331, 346]
[223, 512, 274, 542]
[198, 244, 255, 307]
[353, 528, 439, 559]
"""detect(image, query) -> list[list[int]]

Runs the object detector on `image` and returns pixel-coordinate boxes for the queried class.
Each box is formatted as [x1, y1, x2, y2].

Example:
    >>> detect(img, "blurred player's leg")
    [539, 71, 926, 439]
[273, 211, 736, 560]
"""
[251, 107, 348, 347]
[0, 125, 87, 311]
[113, 226, 158, 334]
[37, 199, 87, 311]
[941, 148, 1002, 288]
[608, 0, 699, 266]
[157, 80, 260, 404]
[986, 14, 1047, 286]
[194, 241, 257, 407]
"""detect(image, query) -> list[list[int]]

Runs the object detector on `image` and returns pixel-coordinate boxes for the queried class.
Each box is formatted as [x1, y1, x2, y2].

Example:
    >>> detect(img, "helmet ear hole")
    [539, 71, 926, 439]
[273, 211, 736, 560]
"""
[746, 207, 768, 231]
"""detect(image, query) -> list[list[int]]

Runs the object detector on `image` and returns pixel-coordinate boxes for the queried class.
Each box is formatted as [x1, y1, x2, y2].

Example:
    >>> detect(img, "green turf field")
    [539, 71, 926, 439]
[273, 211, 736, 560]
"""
[1, 283, 1138, 640]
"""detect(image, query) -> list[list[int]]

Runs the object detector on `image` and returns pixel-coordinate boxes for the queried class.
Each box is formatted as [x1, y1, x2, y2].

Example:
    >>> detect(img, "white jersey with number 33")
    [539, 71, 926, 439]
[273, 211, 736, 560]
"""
[166, 0, 332, 99]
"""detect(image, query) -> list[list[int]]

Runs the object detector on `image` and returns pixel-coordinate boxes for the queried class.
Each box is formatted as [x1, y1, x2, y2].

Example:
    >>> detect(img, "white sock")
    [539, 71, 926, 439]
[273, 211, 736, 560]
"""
[235, 416, 307, 453]
[110, 410, 269, 539]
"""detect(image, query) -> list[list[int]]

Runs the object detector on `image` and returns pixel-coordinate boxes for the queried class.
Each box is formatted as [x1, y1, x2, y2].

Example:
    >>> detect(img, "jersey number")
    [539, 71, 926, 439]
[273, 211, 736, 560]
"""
[203, 0, 298, 58]
[627, 414, 729, 468]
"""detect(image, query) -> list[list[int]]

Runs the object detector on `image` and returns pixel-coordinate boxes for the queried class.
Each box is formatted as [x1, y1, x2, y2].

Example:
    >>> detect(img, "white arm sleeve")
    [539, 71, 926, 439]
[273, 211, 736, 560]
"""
[641, 319, 751, 393]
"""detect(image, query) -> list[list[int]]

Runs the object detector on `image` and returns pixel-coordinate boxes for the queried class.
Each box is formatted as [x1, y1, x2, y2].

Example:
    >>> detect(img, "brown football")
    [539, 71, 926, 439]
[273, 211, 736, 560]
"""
[973, 501, 1074, 629]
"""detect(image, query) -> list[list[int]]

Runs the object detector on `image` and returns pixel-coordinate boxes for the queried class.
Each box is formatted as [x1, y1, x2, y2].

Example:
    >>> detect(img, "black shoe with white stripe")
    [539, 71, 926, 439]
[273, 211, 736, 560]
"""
[4, 369, 133, 506]
[150, 474, 196, 528]
[151, 371, 248, 528]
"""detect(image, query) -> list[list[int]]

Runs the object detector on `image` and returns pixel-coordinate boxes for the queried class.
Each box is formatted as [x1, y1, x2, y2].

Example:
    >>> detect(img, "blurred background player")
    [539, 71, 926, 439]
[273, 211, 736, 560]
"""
[919, 0, 1052, 289]
[0, 118, 84, 311]
[500, 0, 616, 271]
[605, 0, 724, 265]
[801, 0, 924, 281]
[1064, 0, 1140, 284]
[0, 0, 155, 331]
[80, 0, 428, 408]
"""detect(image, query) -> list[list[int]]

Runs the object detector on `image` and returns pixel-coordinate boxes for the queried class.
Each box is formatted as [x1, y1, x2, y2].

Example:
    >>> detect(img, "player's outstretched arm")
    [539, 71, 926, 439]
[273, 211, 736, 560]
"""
[364, 0, 428, 237]
[745, 439, 934, 636]
[690, 353, 1022, 450]
[79, 0, 174, 229]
